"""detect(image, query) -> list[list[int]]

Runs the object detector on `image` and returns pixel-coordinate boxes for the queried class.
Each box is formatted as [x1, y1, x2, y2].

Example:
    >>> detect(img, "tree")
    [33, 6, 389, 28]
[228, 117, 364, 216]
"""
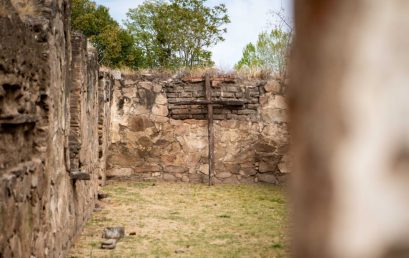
[235, 28, 291, 76]
[235, 9, 292, 77]
[92, 25, 144, 68]
[71, 0, 143, 68]
[125, 0, 230, 69]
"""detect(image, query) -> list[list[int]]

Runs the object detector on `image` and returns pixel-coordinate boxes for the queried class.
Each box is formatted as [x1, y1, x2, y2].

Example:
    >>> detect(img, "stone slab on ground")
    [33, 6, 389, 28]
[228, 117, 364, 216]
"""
[103, 227, 125, 240]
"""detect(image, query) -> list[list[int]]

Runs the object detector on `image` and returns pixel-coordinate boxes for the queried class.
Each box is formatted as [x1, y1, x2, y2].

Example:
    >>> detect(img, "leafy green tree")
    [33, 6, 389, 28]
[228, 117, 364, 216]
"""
[125, 0, 230, 69]
[71, 0, 143, 68]
[71, 0, 115, 37]
[235, 28, 291, 76]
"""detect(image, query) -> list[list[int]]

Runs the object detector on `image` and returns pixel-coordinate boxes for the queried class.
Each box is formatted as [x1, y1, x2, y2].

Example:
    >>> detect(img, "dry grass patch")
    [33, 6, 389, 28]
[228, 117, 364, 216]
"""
[68, 181, 289, 257]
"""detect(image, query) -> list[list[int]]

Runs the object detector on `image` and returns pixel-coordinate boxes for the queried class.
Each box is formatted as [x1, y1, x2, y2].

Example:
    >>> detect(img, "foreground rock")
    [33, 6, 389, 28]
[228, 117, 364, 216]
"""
[101, 227, 125, 250]
[103, 227, 125, 240]
[101, 239, 117, 250]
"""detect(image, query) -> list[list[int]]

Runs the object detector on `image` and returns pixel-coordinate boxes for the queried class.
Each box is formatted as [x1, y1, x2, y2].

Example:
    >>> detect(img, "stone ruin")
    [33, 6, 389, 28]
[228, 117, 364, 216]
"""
[0, 1, 115, 255]
[0, 0, 289, 256]
[108, 73, 290, 184]
[5, 0, 409, 257]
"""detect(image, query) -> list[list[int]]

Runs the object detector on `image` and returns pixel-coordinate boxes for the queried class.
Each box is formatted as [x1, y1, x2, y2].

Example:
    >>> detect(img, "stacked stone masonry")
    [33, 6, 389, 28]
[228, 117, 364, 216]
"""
[0, 0, 289, 256]
[108, 73, 290, 184]
[0, 1, 114, 256]
[166, 77, 260, 121]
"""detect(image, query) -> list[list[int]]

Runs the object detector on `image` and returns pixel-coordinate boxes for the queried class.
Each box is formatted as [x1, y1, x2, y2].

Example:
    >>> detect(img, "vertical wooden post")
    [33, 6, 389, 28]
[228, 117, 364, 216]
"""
[205, 74, 214, 186]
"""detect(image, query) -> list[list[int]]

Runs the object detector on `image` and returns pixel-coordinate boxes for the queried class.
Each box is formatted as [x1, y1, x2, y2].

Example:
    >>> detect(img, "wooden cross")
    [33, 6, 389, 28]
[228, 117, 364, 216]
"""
[175, 74, 246, 186]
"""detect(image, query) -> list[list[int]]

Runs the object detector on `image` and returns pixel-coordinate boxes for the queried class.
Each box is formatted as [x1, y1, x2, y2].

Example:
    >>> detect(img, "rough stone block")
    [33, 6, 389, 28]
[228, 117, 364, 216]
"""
[258, 173, 278, 184]
[214, 114, 226, 120]
[153, 84, 163, 93]
[189, 173, 203, 183]
[165, 166, 188, 173]
[222, 176, 240, 184]
[152, 104, 169, 117]
[101, 239, 117, 249]
[199, 164, 209, 175]
[237, 110, 256, 115]
[138, 81, 153, 90]
[255, 143, 277, 153]
[128, 116, 154, 132]
[220, 92, 235, 98]
[155, 94, 167, 105]
[261, 109, 288, 123]
[216, 172, 232, 179]
[163, 173, 178, 182]
[103, 227, 125, 240]
[264, 81, 281, 93]
[259, 161, 277, 173]
[172, 114, 191, 120]
[107, 168, 133, 177]
[240, 168, 258, 176]
[181, 175, 190, 182]
[171, 109, 190, 115]
[134, 164, 162, 173]
[278, 154, 291, 173]
[191, 114, 206, 119]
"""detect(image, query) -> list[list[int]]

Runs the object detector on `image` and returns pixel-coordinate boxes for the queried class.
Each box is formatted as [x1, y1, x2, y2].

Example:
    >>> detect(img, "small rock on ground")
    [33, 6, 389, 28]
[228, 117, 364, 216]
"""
[101, 239, 117, 249]
[103, 227, 125, 239]
[98, 192, 109, 200]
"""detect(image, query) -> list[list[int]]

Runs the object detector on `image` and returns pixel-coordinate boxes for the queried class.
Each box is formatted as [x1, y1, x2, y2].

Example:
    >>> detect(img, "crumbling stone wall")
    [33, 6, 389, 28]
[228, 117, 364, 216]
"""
[0, 1, 112, 256]
[97, 69, 115, 185]
[108, 73, 290, 184]
[166, 77, 259, 121]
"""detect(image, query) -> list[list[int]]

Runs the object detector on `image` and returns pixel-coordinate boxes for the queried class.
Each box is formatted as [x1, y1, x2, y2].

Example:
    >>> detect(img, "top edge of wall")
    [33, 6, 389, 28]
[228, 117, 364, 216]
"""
[98, 67, 285, 84]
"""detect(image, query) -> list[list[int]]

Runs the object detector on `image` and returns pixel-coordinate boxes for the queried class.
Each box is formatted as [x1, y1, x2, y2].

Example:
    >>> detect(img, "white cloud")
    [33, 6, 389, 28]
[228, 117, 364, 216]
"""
[94, 0, 293, 70]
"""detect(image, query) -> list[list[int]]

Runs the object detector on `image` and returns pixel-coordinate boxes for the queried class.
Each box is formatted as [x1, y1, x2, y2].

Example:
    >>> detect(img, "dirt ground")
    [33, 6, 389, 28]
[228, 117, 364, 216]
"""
[68, 181, 288, 258]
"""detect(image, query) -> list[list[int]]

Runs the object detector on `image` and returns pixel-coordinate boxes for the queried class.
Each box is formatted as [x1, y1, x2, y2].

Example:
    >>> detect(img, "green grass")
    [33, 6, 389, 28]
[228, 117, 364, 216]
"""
[68, 181, 289, 257]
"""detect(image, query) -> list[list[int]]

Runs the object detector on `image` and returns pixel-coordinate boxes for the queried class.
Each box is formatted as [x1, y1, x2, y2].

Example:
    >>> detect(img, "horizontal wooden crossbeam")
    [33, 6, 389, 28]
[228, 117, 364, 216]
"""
[181, 76, 236, 85]
[70, 170, 91, 180]
[0, 114, 38, 125]
[173, 99, 246, 106]
[175, 74, 243, 186]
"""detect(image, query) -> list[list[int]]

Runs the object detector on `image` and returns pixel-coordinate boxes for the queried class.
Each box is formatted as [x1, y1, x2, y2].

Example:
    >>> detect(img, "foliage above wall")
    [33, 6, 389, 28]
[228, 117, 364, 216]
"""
[235, 10, 293, 77]
[71, 0, 144, 68]
[235, 29, 291, 76]
[125, 0, 230, 69]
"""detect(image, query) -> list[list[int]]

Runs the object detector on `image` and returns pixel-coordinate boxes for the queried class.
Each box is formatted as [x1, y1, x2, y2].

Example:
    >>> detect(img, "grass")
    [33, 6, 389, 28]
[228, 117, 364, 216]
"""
[68, 181, 289, 258]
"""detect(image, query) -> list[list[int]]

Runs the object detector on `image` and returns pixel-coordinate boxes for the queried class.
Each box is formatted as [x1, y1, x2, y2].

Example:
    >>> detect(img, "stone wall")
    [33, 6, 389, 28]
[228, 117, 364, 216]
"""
[108, 73, 290, 184]
[97, 69, 115, 185]
[166, 76, 259, 121]
[0, 1, 112, 256]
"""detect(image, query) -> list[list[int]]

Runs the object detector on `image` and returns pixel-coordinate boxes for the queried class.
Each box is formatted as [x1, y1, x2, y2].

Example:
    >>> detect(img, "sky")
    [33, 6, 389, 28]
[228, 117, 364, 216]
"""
[94, 0, 293, 70]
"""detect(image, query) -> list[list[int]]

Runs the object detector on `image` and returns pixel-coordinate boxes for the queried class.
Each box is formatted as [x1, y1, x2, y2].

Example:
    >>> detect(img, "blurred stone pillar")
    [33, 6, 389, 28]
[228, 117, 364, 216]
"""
[290, 1, 409, 257]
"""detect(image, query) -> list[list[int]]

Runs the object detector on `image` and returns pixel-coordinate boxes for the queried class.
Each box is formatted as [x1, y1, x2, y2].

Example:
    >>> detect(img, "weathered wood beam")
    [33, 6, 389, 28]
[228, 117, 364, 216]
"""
[172, 99, 246, 106]
[206, 74, 214, 186]
[0, 114, 38, 125]
[70, 170, 91, 180]
[181, 76, 236, 84]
